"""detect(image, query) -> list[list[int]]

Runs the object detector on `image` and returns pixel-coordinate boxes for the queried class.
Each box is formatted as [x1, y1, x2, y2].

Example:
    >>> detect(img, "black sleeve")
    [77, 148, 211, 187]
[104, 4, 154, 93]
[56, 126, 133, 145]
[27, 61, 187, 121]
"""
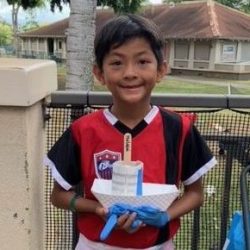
[181, 125, 217, 185]
[45, 127, 82, 190]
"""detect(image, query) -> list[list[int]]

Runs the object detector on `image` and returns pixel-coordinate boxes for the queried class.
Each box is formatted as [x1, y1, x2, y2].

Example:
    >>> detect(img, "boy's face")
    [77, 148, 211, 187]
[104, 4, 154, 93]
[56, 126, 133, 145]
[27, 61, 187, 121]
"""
[93, 38, 166, 106]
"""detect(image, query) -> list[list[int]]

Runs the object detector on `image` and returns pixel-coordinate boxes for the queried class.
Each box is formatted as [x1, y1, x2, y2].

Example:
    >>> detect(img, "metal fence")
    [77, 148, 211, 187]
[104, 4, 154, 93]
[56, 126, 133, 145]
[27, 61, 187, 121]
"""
[44, 92, 250, 250]
[241, 164, 250, 250]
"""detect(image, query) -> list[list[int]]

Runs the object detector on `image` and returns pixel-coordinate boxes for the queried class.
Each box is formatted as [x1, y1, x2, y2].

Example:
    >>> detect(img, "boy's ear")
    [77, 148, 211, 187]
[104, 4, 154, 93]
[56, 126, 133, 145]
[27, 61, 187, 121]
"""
[93, 64, 105, 84]
[156, 61, 168, 83]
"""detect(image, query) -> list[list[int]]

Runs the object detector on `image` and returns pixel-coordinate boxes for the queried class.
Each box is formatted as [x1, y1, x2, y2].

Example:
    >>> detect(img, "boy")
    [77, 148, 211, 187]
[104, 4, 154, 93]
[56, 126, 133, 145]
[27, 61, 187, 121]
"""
[45, 14, 217, 249]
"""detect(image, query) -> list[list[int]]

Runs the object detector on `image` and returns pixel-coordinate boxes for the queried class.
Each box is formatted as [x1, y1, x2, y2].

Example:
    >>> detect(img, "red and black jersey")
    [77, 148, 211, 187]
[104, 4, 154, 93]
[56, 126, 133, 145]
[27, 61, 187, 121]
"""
[45, 106, 216, 248]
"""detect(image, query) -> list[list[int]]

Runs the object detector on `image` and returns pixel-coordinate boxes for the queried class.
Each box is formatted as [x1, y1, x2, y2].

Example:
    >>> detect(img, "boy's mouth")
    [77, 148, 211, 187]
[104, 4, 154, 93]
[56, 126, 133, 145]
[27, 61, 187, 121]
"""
[120, 83, 143, 89]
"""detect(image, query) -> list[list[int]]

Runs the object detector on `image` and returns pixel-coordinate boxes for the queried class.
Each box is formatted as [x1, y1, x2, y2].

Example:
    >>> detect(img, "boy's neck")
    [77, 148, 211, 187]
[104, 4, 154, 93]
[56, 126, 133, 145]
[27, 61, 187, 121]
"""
[110, 103, 152, 129]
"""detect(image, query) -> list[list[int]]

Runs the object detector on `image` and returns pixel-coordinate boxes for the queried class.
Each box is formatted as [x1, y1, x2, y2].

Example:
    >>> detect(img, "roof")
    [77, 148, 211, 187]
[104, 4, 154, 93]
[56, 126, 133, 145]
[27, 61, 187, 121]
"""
[19, 0, 250, 40]
[19, 9, 114, 38]
[20, 18, 69, 38]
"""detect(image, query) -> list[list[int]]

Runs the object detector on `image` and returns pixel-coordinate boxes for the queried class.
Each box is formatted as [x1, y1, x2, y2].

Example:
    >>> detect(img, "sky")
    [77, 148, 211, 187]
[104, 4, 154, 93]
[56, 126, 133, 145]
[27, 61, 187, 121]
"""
[0, 0, 163, 25]
[0, 1, 71, 25]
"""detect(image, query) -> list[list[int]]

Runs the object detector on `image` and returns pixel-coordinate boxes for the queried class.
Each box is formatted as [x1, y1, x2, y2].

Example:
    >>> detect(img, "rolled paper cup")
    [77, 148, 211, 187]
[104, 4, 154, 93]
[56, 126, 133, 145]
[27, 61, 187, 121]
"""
[112, 160, 143, 196]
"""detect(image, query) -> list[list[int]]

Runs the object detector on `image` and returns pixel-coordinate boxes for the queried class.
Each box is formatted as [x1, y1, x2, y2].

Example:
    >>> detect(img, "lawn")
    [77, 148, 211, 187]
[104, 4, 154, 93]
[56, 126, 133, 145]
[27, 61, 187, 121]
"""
[153, 79, 227, 94]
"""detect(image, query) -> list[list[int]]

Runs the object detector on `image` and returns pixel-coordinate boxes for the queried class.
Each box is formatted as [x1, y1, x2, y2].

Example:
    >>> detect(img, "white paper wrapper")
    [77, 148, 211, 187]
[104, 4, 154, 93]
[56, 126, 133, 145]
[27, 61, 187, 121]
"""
[91, 179, 180, 211]
[112, 160, 143, 196]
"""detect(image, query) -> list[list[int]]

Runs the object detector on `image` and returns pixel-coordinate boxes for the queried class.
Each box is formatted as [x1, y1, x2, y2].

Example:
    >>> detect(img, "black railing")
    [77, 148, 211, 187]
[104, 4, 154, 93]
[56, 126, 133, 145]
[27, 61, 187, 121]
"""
[44, 92, 250, 250]
[240, 164, 250, 250]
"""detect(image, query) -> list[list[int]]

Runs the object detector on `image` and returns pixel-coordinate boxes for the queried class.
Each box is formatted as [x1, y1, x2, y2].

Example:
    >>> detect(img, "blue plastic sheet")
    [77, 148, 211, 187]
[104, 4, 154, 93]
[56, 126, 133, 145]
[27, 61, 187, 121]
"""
[100, 203, 169, 241]
[223, 211, 247, 250]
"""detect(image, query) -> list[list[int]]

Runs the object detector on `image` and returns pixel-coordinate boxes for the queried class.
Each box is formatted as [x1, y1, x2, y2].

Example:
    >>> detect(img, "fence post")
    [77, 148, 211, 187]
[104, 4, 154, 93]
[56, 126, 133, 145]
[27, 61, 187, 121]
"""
[0, 58, 57, 250]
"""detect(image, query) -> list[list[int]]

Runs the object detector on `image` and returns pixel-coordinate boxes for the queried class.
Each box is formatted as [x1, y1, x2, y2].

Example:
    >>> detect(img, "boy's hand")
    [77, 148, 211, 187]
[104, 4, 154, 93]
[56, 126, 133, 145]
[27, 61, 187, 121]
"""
[109, 203, 169, 228]
[96, 205, 143, 233]
[116, 212, 144, 233]
[95, 205, 108, 221]
[100, 210, 144, 240]
[99, 203, 169, 241]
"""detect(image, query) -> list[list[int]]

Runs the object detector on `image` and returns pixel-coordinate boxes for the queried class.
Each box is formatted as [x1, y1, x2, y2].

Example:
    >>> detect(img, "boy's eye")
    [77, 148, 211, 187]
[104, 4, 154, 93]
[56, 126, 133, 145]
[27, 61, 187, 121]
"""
[110, 61, 122, 66]
[139, 59, 150, 64]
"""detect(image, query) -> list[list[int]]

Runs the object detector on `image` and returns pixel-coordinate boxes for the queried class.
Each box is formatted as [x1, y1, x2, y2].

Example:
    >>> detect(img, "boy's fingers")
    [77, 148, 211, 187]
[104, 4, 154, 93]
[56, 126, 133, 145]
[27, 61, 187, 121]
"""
[116, 212, 144, 233]
[116, 212, 130, 227]
[121, 212, 138, 232]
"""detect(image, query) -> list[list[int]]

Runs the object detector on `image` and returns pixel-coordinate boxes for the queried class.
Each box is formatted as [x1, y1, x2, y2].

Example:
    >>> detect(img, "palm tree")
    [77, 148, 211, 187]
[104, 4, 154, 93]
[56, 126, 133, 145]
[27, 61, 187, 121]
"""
[66, 0, 97, 90]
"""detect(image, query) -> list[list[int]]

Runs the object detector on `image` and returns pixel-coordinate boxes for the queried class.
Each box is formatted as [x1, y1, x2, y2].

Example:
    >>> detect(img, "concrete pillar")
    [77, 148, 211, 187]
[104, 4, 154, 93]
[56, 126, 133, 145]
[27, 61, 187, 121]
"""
[45, 39, 48, 58]
[188, 41, 194, 69]
[0, 58, 57, 250]
[62, 40, 67, 59]
[169, 40, 175, 68]
[54, 39, 57, 56]
[37, 38, 39, 57]
[29, 38, 32, 54]
[214, 40, 221, 62]
[209, 40, 216, 70]
[236, 41, 242, 63]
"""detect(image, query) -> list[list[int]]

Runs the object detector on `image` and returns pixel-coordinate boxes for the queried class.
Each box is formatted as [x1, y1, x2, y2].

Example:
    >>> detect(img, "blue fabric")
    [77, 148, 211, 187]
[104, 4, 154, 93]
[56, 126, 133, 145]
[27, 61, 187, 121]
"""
[224, 211, 247, 250]
[100, 203, 169, 241]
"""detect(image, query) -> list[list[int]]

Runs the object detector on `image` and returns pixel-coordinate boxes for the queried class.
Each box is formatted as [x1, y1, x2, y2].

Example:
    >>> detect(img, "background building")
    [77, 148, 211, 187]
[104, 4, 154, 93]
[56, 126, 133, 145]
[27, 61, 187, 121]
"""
[19, 1, 250, 79]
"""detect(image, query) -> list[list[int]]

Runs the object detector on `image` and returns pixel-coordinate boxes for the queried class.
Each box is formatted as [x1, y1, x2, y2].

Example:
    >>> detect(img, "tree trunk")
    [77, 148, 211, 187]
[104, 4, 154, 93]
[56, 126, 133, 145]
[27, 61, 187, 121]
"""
[66, 0, 97, 90]
[12, 3, 20, 56]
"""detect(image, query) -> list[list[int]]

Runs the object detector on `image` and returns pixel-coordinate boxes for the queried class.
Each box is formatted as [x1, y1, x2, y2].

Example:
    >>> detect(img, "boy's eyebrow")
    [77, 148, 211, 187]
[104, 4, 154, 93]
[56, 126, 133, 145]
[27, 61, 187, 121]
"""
[108, 50, 152, 57]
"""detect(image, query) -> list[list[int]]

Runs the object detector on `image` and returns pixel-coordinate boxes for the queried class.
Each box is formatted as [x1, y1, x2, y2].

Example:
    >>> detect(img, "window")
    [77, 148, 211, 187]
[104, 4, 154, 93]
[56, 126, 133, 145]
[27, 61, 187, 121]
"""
[194, 41, 210, 61]
[174, 41, 189, 60]
[38, 38, 44, 50]
[241, 42, 250, 62]
[221, 42, 237, 62]
[58, 41, 62, 50]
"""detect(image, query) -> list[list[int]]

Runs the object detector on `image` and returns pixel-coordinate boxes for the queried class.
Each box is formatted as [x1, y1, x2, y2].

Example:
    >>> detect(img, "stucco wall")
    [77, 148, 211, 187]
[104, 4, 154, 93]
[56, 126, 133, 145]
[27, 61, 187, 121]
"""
[0, 58, 57, 250]
[0, 104, 44, 249]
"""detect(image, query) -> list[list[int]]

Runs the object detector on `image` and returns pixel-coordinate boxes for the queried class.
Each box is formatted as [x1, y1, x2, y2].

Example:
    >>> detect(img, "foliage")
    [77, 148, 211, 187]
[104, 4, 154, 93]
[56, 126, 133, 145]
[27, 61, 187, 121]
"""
[7, 0, 44, 9]
[6, 0, 45, 28]
[0, 22, 13, 46]
[6, 0, 45, 54]
[97, 0, 146, 13]
[163, 0, 189, 3]
[21, 10, 40, 31]
[49, 0, 146, 13]
[21, 20, 39, 31]
[217, 0, 250, 13]
[49, 0, 68, 11]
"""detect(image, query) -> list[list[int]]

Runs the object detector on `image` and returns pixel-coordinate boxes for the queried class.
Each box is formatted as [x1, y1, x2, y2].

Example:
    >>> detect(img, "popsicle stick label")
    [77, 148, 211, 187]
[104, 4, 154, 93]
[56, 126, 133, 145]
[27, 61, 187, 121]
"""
[124, 133, 132, 162]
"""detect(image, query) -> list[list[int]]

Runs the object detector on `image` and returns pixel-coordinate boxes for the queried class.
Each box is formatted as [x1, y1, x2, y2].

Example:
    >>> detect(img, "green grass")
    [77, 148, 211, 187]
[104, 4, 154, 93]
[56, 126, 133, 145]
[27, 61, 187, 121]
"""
[57, 64, 67, 90]
[153, 79, 227, 94]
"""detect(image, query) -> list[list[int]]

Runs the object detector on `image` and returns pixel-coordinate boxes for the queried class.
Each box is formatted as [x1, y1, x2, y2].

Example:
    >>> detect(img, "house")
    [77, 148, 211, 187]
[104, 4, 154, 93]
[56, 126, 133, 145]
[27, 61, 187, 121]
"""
[19, 0, 250, 79]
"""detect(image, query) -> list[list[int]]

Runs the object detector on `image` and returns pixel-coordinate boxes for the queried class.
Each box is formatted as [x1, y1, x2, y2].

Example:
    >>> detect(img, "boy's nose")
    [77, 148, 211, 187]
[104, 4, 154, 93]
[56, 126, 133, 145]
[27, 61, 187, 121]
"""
[123, 64, 137, 79]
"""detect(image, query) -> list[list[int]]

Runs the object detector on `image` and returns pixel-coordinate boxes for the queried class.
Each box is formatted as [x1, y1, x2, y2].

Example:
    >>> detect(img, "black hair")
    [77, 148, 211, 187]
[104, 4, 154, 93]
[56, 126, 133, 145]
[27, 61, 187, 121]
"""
[94, 14, 165, 70]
